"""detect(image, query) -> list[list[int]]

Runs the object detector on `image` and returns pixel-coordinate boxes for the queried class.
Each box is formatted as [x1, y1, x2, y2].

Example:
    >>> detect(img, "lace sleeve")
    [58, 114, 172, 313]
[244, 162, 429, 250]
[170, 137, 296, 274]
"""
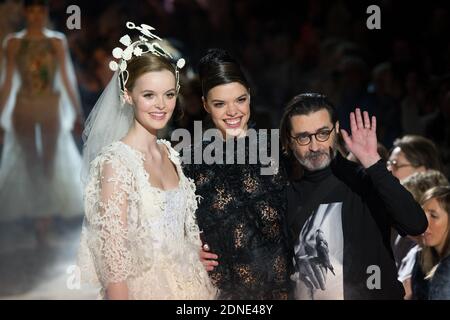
[184, 180, 202, 249]
[79, 154, 138, 288]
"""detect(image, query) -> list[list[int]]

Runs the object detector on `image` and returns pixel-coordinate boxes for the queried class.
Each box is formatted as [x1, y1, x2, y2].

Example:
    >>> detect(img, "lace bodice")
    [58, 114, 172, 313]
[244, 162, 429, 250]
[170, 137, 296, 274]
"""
[77, 140, 216, 299]
[182, 133, 291, 299]
[147, 187, 186, 251]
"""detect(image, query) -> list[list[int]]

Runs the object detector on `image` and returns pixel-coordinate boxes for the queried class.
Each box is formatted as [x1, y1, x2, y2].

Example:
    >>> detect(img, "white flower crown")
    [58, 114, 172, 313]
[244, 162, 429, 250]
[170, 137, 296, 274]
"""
[109, 21, 185, 96]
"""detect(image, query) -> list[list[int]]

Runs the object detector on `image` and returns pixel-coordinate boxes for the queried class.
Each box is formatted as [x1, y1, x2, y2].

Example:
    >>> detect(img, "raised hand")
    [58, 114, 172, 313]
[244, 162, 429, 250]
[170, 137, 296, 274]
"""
[340, 108, 381, 168]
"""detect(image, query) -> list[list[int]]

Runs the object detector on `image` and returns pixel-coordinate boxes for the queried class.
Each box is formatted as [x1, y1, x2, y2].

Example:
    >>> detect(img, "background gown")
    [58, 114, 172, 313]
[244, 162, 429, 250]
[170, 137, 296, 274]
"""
[0, 29, 83, 221]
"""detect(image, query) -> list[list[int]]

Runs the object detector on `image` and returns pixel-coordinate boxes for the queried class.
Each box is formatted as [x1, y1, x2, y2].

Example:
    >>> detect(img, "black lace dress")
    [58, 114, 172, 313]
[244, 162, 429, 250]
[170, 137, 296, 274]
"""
[182, 133, 291, 299]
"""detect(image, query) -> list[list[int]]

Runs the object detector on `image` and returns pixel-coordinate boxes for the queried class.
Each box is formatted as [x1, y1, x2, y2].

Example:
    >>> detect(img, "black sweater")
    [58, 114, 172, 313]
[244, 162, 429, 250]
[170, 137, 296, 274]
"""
[286, 153, 428, 299]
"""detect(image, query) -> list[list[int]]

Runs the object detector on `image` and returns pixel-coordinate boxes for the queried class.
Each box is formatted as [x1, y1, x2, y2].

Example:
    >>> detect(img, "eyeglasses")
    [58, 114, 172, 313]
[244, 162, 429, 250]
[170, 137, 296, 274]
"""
[386, 159, 414, 171]
[291, 126, 335, 146]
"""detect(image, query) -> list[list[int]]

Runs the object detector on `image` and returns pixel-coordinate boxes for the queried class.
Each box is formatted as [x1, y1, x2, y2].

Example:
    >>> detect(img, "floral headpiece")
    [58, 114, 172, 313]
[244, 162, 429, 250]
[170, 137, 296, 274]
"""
[109, 21, 185, 96]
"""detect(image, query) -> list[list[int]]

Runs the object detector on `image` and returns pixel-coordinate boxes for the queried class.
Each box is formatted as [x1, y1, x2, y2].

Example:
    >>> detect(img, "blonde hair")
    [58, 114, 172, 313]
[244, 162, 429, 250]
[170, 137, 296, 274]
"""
[401, 170, 449, 202]
[125, 53, 176, 91]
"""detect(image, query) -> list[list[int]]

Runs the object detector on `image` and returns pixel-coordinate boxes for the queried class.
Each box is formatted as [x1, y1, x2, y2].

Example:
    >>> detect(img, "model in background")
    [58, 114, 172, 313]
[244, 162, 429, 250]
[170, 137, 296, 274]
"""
[0, 0, 84, 244]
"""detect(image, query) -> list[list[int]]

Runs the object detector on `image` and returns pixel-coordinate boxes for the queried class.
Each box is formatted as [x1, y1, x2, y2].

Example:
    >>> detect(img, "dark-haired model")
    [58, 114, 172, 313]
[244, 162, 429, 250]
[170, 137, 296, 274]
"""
[183, 49, 291, 299]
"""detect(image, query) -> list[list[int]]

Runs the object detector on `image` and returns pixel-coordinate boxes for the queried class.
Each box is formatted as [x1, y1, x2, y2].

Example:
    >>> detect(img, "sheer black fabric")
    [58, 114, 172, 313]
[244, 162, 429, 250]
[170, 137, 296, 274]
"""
[182, 133, 291, 299]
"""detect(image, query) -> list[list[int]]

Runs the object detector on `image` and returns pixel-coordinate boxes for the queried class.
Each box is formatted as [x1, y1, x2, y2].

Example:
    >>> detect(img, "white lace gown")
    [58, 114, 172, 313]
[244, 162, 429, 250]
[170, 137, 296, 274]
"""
[77, 140, 217, 299]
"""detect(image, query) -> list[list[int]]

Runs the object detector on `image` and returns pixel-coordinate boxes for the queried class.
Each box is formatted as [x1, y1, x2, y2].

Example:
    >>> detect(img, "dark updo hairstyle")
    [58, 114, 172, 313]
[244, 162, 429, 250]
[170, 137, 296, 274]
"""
[197, 48, 250, 97]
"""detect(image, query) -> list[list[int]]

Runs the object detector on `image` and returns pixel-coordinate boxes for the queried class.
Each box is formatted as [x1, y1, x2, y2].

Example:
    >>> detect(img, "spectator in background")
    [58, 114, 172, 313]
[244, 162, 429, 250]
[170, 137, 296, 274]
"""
[401, 70, 432, 136]
[425, 82, 450, 175]
[387, 135, 445, 181]
[411, 186, 450, 299]
[335, 55, 378, 144]
[397, 170, 449, 299]
[387, 135, 445, 297]
[370, 62, 402, 147]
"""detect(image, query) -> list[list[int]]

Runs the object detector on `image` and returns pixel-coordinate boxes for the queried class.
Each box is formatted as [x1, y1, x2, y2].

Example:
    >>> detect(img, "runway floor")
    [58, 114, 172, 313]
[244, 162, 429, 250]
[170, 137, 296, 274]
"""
[0, 217, 97, 299]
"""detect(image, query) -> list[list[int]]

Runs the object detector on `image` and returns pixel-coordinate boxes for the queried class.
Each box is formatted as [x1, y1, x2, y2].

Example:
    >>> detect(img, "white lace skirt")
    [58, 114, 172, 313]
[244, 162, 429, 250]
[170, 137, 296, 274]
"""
[94, 247, 217, 300]
[127, 264, 217, 300]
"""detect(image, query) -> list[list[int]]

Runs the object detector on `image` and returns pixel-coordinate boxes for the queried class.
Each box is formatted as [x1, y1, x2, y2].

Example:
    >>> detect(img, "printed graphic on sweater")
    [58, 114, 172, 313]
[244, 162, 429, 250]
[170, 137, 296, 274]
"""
[292, 202, 344, 300]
